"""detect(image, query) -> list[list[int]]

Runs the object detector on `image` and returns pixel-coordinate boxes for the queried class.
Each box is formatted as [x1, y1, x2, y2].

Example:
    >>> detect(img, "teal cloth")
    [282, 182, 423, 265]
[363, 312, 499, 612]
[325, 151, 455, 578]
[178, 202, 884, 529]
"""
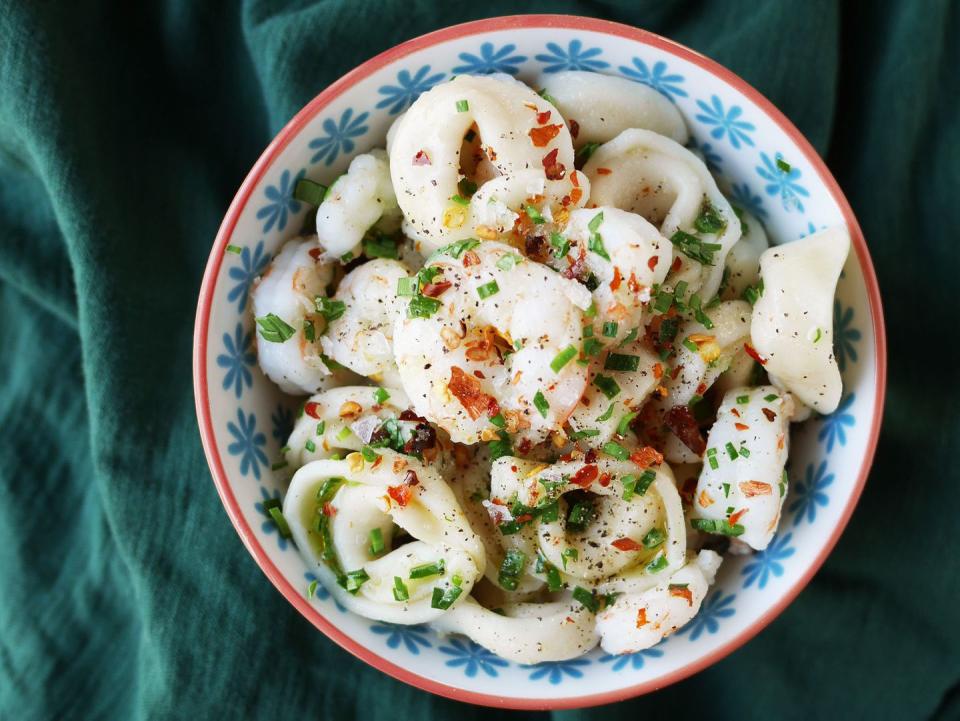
[1, 1, 956, 718]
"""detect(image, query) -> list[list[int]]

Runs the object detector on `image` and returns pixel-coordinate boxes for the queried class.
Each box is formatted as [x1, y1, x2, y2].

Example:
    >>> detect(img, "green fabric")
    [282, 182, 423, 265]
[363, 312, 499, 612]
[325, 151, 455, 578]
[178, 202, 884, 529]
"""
[0, 1, 955, 718]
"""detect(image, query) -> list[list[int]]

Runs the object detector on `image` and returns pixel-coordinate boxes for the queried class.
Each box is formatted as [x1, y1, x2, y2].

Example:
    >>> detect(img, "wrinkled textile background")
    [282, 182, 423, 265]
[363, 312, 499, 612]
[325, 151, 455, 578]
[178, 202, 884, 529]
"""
[0, 1, 957, 719]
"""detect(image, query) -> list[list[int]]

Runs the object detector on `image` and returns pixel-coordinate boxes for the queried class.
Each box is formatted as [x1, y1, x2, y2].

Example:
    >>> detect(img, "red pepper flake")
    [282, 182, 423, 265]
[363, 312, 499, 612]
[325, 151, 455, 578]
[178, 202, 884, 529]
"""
[595, 167, 612, 175]
[762, 408, 777, 422]
[777, 434, 785, 450]
[669, 585, 694, 606]
[670, 364, 683, 380]
[517, 437, 533, 455]
[630, 446, 664, 469]
[731, 408, 741, 418]
[371, 455, 383, 469]
[569, 119, 580, 139]
[403, 470, 420, 487]
[462, 250, 480, 267]
[447, 366, 499, 421]
[653, 362, 664, 379]
[308, 247, 323, 261]
[570, 188, 583, 204]
[636, 608, 648, 628]
[744, 342, 767, 365]
[422, 281, 451, 298]
[541, 147, 566, 180]
[473, 370, 485, 379]
[664, 406, 707, 455]
[610, 266, 622, 291]
[647, 255, 659, 271]
[611, 537, 642, 552]
[728, 508, 748, 526]
[598, 472, 611, 488]
[584, 448, 598, 464]
[570, 171, 580, 188]
[515, 514, 533, 524]
[536, 109, 552, 125]
[304, 402, 322, 419]
[322, 502, 336, 517]
[387, 484, 412, 507]
[570, 464, 599, 488]
[528, 124, 563, 147]
[413, 150, 431, 166]
[740, 481, 772, 497]
[671, 256, 683, 273]
[734, 422, 750, 431]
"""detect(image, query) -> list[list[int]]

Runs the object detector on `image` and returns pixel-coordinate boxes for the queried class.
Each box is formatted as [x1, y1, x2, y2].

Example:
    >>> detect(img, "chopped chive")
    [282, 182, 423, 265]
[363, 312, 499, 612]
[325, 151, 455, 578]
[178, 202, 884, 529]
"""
[725, 442, 739, 460]
[642, 527, 666, 548]
[294, 177, 328, 205]
[616, 412, 638, 436]
[658, 317, 680, 345]
[458, 178, 478, 197]
[723, 482, 731, 497]
[583, 325, 594, 338]
[449, 193, 470, 206]
[738, 445, 751, 458]
[765, 394, 779, 402]
[690, 518, 745, 536]
[362, 231, 399, 259]
[314, 297, 346, 321]
[524, 205, 546, 224]
[635, 469, 656, 496]
[372, 388, 389, 406]
[430, 582, 463, 610]
[268, 507, 291, 538]
[582, 337, 603, 357]
[407, 295, 442, 318]
[621, 474, 638, 501]
[587, 231, 610, 261]
[434, 238, 480, 259]
[694, 200, 727, 234]
[533, 391, 550, 418]
[255, 313, 296, 343]
[568, 428, 600, 440]
[498, 549, 526, 591]
[682, 336, 699, 353]
[604, 353, 640, 372]
[496, 253, 522, 271]
[669, 230, 722, 266]
[477, 280, 500, 299]
[271, 460, 288, 471]
[812, 327, 823, 343]
[575, 142, 600, 167]
[567, 500, 595, 531]
[592, 374, 621, 400]
[596, 403, 616, 422]
[456, 99, 469, 112]
[342, 569, 370, 593]
[584, 301, 597, 318]
[737, 395, 750, 404]
[538, 87, 559, 105]
[225, 244, 242, 255]
[776, 157, 792, 173]
[602, 321, 619, 338]
[393, 576, 410, 601]
[587, 212, 605, 233]
[561, 547, 578, 569]
[369, 528, 385, 556]
[688, 394, 704, 409]
[645, 554, 668, 573]
[708, 454, 720, 470]
[361, 446, 378, 462]
[335, 426, 352, 442]
[619, 327, 639, 347]
[305, 439, 316, 453]
[304, 319, 316, 343]
[410, 560, 445, 579]
[549, 231, 570, 258]
[550, 345, 578, 372]
[653, 288, 674, 313]
[489, 413, 506, 429]
[316, 421, 326, 436]
[572, 586, 599, 612]
[307, 579, 319, 598]
[602, 441, 630, 460]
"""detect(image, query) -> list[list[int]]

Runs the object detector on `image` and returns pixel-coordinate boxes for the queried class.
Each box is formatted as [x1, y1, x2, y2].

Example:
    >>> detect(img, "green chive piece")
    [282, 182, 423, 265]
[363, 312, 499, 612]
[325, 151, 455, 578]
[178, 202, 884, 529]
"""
[658, 317, 680, 344]
[739, 445, 751, 458]
[307, 579, 319, 598]
[587, 231, 610, 261]
[708, 454, 720, 470]
[305, 439, 316, 453]
[477, 280, 500, 299]
[316, 421, 326, 436]
[496, 253, 522, 271]
[304, 319, 316, 343]
[690, 517, 745, 536]
[489, 413, 506, 429]
[498, 549, 526, 591]
[449, 193, 470, 206]
[725, 442, 739, 460]
[596, 402, 616, 422]
[567, 500, 595, 531]
[362, 231, 399, 259]
[723, 482, 731, 497]
[593, 374, 621, 400]
[268, 507, 291, 538]
[255, 313, 296, 343]
[361, 446, 378, 462]
[561, 548, 578, 569]
[669, 230, 722, 265]
[294, 178, 328, 205]
[682, 337, 699, 353]
[533, 391, 550, 418]
[393, 576, 410, 601]
[314, 296, 346, 321]
[587, 212, 605, 233]
[765, 394, 779, 402]
[434, 238, 480, 259]
[538, 87, 558, 105]
[645, 553, 668, 573]
[456, 99, 469, 112]
[575, 142, 600, 167]
[550, 345, 578, 372]
[372, 387, 390, 405]
[634, 469, 656, 496]
[621, 474, 638, 501]
[604, 353, 640, 372]
[737, 395, 750, 404]
[369, 528, 385, 556]
[342, 569, 369, 594]
[549, 231, 570, 258]
[653, 287, 674, 314]
[270, 460, 288, 471]
[573, 586, 599, 612]
[430, 580, 463, 609]
[410, 560, 445, 579]
[524, 205, 546, 224]
[642, 528, 666, 548]
[616, 412, 638, 436]
[458, 178, 478, 197]
[776, 157, 792, 173]
[225, 244, 242, 255]
[568, 428, 600, 440]
[694, 199, 727, 234]
[407, 295, 442, 318]
[602, 321, 619, 338]
[619, 328, 639, 347]
[602, 441, 630, 460]
[582, 337, 603, 358]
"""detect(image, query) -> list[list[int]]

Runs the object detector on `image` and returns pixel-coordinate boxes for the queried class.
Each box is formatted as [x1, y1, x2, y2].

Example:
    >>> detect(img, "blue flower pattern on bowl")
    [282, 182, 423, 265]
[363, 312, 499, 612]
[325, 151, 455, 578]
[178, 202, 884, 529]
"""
[377, 65, 446, 115]
[226, 241, 270, 312]
[211, 36, 872, 690]
[695, 95, 755, 149]
[217, 323, 255, 398]
[256, 168, 303, 233]
[535, 39, 609, 72]
[452, 42, 527, 75]
[818, 393, 856, 452]
[255, 486, 288, 549]
[309, 108, 370, 166]
[619, 58, 687, 99]
[227, 409, 268, 480]
[757, 152, 809, 212]
[440, 638, 510, 678]
[789, 461, 834, 526]
[741, 533, 796, 589]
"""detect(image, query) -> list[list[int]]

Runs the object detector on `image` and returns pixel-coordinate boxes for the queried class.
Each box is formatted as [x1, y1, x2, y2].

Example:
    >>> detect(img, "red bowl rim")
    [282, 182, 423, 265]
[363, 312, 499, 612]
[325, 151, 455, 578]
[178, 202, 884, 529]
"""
[193, 13, 887, 710]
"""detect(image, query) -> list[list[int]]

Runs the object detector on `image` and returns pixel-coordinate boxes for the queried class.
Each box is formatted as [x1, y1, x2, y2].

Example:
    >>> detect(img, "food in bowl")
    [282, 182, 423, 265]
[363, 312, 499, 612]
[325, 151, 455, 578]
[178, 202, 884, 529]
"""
[245, 71, 849, 665]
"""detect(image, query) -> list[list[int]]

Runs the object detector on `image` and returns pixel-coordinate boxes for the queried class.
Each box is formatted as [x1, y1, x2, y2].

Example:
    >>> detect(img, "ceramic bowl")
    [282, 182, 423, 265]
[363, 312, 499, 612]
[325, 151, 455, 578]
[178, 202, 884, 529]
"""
[194, 14, 885, 709]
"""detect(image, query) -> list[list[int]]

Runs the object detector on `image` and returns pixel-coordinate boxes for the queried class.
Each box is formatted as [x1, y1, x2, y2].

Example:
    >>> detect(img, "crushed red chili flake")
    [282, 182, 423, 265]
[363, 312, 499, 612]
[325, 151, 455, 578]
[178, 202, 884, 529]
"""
[536, 109, 552, 124]
[664, 406, 707, 455]
[448, 366, 499, 421]
[731, 408, 741, 418]
[421, 281, 451, 298]
[569, 119, 580, 139]
[517, 437, 533, 454]
[528, 124, 563, 147]
[777, 434, 785, 450]
[610, 266, 622, 291]
[308, 247, 323, 261]
[541, 147, 566, 180]
[322, 502, 336, 517]
[744, 342, 767, 365]
[515, 514, 533, 524]
[403, 470, 420, 486]
[695, 382, 708, 395]
[636, 608, 648, 627]
[611, 537, 643, 552]
[734, 422, 750, 431]
[728, 508, 748, 526]
[671, 256, 683, 273]
[570, 171, 580, 187]
[570, 464, 599, 488]
[413, 150, 431, 166]
[387, 484, 412, 507]
[584, 448, 598, 464]
[669, 585, 694, 606]
[628, 272, 643, 295]
[647, 255, 659, 271]
[598, 472, 611, 487]
[473, 370, 485, 379]
[525, 234, 551, 262]
[653, 363, 664, 379]
[631, 446, 664, 469]
[740, 481, 772, 497]
[304, 402, 322, 419]
[595, 167, 612, 175]
[570, 188, 583, 204]
[462, 250, 480, 267]
[762, 408, 777, 422]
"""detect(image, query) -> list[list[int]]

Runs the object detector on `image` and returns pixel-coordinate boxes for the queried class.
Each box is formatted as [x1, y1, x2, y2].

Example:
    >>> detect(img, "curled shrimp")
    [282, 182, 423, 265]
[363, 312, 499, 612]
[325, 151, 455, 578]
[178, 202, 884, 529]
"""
[392, 240, 591, 446]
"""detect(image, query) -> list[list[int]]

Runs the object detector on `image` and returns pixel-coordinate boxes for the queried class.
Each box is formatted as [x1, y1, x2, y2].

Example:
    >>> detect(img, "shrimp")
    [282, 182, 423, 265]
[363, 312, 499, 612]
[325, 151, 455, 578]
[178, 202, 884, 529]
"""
[537, 70, 689, 148]
[392, 240, 591, 446]
[389, 74, 587, 253]
[556, 207, 670, 344]
[251, 236, 335, 395]
[583, 128, 741, 301]
[320, 259, 412, 386]
[283, 450, 485, 624]
[314, 149, 401, 259]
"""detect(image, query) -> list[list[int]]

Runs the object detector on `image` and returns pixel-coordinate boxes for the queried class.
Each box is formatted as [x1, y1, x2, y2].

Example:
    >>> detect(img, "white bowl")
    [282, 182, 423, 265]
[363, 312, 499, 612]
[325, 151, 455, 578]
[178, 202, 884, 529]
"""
[194, 15, 886, 709]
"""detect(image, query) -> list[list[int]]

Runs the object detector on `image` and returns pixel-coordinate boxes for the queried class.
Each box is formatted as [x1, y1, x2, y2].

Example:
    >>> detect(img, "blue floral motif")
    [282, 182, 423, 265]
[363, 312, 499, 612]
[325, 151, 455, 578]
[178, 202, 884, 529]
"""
[439, 637, 509, 677]
[756, 152, 810, 212]
[309, 108, 370, 166]
[789, 461, 834, 526]
[695, 95, 755, 149]
[376, 65, 446, 115]
[729, 182, 767, 220]
[255, 486, 288, 549]
[818, 393, 856, 452]
[217, 323, 255, 398]
[677, 591, 736, 641]
[800, 221, 822, 238]
[741, 533, 796, 589]
[452, 42, 527, 75]
[370, 623, 432, 654]
[256, 168, 303, 233]
[535, 39, 609, 72]
[618, 58, 687, 99]
[599, 647, 663, 671]
[688, 137, 723, 174]
[271, 404, 294, 443]
[833, 301, 861, 372]
[227, 241, 270, 312]
[524, 657, 591, 684]
[227, 409, 268, 479]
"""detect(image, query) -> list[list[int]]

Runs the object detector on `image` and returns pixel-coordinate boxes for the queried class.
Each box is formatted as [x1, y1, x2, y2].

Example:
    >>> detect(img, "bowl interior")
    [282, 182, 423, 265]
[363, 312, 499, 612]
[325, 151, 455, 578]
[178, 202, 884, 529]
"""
[195, 16, 882, 708]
